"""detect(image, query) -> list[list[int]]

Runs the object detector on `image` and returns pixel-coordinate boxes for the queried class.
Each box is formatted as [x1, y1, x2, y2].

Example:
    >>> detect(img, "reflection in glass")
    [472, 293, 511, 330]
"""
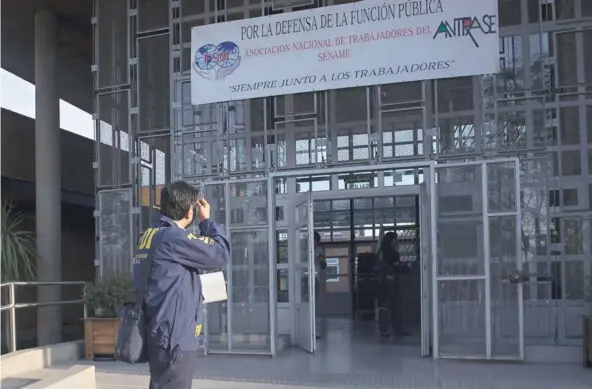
[438, 221, 484, 276]
[556, 32, 578, 88]
[296, 176, 330, 192]
[230, 231, 270, 351]
[381, 111, 423, 158]
[229, 181, 268, 225]
[277, 269, 289, 303]
[438, 116, 476, 155]
[276, 231, 288, 264]
[335, 87, 367, 123]
[487, 162, 517, 213]
[206, 301, 228, 350]
[563, 219, 583, 255]
[529, 33, 551, 91]
[560, 106, 580, 145]
[564, 261, 585, 300]
[337, 131, 370, 162]
[436, 77, 474, 113]
[294, 126, 327, 166]
[438, 280, 486, 356]
[203, 184, 225, 231]
[498, 0, 521, 26]
[561, 150, 581, 176]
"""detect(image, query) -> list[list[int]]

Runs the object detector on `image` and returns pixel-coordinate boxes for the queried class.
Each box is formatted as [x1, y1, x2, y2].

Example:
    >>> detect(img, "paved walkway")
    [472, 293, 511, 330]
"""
[89, 353, 591, 389]
[64, 318, 592, 388]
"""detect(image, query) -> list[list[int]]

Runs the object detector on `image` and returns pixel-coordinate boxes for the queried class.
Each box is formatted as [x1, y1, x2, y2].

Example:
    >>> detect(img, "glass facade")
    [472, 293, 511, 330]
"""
[93, 0, 592, 354]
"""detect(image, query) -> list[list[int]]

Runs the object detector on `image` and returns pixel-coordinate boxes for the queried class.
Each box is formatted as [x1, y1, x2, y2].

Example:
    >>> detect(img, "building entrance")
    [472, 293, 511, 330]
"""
[200, 159, 525, 362]
[312, 192, 425, 357]
[270, 162, 433, 358]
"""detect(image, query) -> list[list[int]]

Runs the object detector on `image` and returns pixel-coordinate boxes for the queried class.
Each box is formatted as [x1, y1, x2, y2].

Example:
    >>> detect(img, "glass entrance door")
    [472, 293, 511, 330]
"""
[199, 179, 273, 355]
[293, 191, 316, 353]
[432, 160, 523, 360]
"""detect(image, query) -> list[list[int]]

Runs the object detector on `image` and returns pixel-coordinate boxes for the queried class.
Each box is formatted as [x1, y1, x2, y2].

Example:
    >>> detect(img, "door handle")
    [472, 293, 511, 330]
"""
[503, 270, 553, 284]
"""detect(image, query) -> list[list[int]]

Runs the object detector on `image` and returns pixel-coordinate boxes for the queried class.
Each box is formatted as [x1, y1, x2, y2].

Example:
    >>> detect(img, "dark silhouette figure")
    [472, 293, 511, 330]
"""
[376, 232, 410, 337]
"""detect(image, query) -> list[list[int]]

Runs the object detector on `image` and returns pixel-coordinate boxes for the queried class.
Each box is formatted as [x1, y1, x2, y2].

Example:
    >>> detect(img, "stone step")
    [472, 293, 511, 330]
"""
[1, 369, 57, 389]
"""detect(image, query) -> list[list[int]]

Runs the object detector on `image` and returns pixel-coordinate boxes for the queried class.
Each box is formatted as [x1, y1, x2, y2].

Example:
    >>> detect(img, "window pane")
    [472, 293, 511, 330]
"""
[277, 231, 288, 264]
[560, 106, 580, 145]
[277, 269, 289, 303]
[564, 219, 583, 255]
[564, 261, 584, 300]
[561, 150, 581, 176]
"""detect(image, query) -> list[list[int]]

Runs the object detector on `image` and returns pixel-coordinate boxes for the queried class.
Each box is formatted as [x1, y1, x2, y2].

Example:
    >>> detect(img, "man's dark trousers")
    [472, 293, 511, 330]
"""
[147, 343, 197, 389]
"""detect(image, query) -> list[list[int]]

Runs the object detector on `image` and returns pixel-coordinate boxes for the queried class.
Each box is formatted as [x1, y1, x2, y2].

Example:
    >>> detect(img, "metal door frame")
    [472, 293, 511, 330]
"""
[431, 158, 524, 361]
[270, 161, 433, 356]
[291, 191, 316, 352]
[199, 177, 275, 356]
[419, 181, 431, 357]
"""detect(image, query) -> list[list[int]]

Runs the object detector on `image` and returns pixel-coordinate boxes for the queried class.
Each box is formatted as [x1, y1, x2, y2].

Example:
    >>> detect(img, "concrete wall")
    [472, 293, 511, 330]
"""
[1, 109, 94, 195]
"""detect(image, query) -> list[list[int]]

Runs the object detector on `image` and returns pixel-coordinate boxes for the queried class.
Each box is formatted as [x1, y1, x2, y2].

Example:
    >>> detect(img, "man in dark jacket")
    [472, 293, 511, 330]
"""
[133, 181, 230, 389]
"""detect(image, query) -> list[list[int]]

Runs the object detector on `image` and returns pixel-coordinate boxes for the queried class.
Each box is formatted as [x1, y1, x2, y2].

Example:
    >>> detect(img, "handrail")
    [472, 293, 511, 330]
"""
[0, 281, 87, 353]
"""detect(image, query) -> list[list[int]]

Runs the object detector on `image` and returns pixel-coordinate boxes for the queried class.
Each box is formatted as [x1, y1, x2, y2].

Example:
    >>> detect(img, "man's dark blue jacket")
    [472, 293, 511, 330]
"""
[132, 215, 230, 357]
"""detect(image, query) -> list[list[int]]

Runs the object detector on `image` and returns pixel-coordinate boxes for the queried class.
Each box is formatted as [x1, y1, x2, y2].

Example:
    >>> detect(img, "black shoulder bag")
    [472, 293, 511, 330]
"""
[114, 256, 153, 364]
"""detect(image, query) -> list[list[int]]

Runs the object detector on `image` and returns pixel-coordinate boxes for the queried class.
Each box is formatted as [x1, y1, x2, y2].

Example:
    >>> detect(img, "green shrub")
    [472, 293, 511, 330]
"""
[84, 277, 134, 318]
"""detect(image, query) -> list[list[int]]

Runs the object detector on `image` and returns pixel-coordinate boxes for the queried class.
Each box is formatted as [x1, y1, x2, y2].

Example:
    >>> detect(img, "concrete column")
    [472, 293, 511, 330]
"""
[35, 10, 62, 346]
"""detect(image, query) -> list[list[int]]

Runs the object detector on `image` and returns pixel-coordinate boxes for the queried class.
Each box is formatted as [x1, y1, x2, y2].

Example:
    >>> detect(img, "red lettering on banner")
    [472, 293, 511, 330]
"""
[318, 49, 351, 62]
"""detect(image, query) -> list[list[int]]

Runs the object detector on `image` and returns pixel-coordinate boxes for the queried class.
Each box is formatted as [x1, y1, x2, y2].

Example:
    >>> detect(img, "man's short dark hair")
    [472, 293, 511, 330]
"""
[160, 181, 200, 221]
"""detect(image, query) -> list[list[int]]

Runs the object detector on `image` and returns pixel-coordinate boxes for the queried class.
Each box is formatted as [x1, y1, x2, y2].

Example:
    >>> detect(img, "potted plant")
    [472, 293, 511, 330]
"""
[0, 201, 37, 353]
[83, 276, 133, 360]
[584, 275, 592, 368]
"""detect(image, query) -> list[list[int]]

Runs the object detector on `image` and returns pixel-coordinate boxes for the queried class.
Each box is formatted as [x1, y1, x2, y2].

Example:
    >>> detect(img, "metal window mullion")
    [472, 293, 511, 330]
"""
[515, 159, 525, 360]
[312, 93, 319, 165]
[268, 176, 277, 355]
[433, 80, 441, 156]
[429, 165, 439, 358]
[482, 162, 492, 359]
[224, 182, 232, 352]
[307, 192, 316, 351]
[168, 0, 176, 184]
[324, 91, 331, 166]
[420, 81, 428, 159]
[287, 196, 298, 343]
[97, 193, 104, 280]
[473, 76, 484, 155]
[373, 87, 380, 164]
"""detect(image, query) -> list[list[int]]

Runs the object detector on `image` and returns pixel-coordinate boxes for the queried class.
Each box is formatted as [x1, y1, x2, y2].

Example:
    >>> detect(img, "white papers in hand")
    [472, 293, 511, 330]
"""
[200, 271, 228, 304]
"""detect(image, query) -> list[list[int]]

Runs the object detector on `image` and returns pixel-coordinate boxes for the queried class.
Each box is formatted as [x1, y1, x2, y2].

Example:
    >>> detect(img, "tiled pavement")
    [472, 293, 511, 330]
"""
[84, 318, 592, 389]
[90, 353, 592, 389]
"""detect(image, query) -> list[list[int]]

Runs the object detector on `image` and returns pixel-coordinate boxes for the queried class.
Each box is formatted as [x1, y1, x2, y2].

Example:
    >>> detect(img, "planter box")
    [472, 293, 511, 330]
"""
[83, 318, 119, 361]
[585, 316, 592, 368]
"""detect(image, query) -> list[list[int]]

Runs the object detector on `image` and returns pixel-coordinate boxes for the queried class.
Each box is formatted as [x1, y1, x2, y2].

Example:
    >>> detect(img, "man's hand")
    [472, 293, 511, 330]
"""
[196, 198, 211, 222]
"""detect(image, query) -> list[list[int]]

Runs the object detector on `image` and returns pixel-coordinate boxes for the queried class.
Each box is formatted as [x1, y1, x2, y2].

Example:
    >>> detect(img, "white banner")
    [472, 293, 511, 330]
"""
[191, 0, 499, 106]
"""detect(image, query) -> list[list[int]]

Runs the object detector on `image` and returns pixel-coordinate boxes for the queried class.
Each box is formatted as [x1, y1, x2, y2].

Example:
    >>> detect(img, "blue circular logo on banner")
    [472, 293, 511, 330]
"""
[194, 42, 241, 81]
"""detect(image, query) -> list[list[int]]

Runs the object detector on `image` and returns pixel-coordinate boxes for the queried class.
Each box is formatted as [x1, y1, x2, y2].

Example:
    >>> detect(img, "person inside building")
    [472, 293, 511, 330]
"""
[376, 231, 410, 338]
[314, 231, 327, 339]
[133, 181, 230, 389]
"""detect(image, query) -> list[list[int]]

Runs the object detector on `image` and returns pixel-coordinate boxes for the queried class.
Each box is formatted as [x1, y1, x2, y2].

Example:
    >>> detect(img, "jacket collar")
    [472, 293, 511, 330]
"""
[159, 215, 191, 230]
[159, 215, 179, 228]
